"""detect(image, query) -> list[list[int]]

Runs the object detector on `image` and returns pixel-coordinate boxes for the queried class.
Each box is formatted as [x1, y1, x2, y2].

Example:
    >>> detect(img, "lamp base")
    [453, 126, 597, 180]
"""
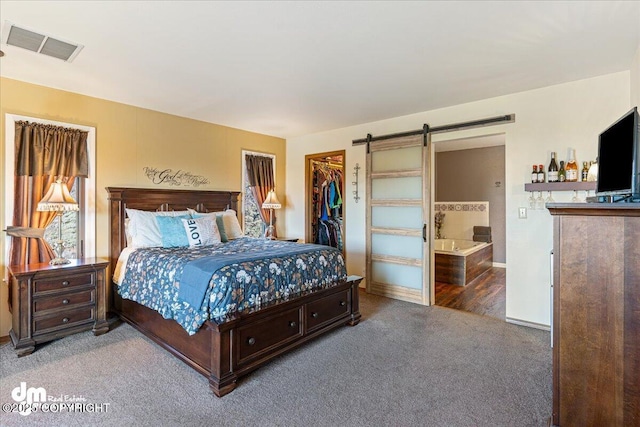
[264, 225, 276, 240]
[49, 236, 69, 265]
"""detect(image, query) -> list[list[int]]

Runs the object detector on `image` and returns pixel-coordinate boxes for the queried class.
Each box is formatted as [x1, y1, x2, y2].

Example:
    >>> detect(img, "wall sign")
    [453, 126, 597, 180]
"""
[143, 167, 210, 187]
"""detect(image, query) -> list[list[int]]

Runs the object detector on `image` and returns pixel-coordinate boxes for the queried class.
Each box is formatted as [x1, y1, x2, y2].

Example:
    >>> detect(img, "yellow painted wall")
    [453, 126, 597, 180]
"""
[0, 77, 286, 336]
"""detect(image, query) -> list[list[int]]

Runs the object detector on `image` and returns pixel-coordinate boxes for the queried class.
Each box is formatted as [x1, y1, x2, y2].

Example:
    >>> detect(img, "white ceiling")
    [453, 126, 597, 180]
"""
[1, 1, 639, 139]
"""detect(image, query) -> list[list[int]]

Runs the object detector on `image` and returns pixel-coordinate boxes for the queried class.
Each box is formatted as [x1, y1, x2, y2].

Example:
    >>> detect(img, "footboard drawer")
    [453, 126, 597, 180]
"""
[305, 289, 350, 333]
[236, 307, 303, 365]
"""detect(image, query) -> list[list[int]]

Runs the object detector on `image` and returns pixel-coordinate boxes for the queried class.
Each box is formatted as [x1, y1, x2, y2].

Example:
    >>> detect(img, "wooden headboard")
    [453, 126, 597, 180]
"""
[106, 187, 241, 275]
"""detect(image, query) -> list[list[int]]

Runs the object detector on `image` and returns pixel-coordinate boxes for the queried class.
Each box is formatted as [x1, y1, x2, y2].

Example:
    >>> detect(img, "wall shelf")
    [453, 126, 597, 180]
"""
[524, 182, 596, 192]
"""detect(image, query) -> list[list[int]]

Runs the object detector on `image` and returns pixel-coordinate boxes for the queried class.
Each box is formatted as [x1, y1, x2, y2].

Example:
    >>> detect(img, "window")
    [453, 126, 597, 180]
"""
[4, 115, 96, 265]
[241, 151, 276, 238]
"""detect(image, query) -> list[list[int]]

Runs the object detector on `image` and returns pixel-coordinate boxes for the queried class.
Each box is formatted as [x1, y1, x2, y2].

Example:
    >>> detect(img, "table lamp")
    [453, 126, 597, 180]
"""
[261, 189, 281, 239]
[37, 179, 79, 265]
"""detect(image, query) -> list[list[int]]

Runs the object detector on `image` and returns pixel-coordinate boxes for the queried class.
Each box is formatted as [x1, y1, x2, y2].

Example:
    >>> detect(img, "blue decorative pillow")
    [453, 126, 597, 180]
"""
[216, 215, 228, 243]
[156, 215, 192, 248]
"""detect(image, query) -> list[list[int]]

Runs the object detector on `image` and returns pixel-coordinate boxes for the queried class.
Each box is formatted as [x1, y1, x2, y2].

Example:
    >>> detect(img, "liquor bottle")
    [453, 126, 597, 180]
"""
[587, 158, 598, 182]
[537, 164, 545, 183]
[558, 161, 566, 182]
[566, 148, 578, 182]
[581, 162, 589, 181]
[531, 165, 538, 183]
[548, 152, 559, 182]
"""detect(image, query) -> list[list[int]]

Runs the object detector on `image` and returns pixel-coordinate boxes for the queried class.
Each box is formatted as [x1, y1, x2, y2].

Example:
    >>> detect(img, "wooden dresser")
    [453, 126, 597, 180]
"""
[548, 203, 639, 427]
[9, 258, 110, 357]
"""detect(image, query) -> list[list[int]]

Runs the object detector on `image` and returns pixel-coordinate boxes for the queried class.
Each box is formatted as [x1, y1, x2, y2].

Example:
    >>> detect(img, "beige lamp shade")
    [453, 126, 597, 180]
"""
[262, 190, 281, 210]
[37, 179, 79, 212]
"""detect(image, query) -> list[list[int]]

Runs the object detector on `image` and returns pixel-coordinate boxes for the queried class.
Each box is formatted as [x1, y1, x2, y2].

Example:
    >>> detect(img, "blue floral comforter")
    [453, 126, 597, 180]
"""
[117, 238, 347, 335]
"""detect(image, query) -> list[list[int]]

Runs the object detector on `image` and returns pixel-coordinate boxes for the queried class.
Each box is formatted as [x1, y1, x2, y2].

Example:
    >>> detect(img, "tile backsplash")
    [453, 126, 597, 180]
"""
[434, 202, 489, 241]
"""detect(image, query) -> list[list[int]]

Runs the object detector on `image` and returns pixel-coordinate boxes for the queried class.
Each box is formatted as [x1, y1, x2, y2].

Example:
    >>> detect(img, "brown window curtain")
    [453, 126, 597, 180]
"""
[245, 154, 276, 238]
[8, 121, 88, 267]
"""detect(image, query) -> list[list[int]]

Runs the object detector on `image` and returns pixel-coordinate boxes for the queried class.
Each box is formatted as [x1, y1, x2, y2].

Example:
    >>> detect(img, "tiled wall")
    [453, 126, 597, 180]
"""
[434, 202, 489, 241]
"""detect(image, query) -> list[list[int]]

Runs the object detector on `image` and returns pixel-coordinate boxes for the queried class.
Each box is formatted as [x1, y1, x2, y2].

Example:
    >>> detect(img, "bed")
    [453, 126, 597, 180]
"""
[107, 187, 361, 397]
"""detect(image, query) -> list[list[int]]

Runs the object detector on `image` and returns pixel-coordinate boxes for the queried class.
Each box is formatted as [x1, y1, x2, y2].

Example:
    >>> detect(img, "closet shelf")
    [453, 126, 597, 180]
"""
[524, 182, 596, 192]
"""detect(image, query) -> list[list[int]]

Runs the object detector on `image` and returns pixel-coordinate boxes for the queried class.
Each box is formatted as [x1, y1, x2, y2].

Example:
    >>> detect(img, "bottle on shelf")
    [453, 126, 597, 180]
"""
[587, 158, 598, 182]
[548, 152, 559, 182]
[558, 161, 566, 182]
[566, 148, 578, 182]
[531, 165, 538, 183]
[581, 162, 589, 182]
[537, 164, 545, 183]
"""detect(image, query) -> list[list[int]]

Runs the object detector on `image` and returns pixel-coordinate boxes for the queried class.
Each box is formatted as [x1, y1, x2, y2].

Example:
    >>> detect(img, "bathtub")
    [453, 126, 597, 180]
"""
[434, 239, 493, 286]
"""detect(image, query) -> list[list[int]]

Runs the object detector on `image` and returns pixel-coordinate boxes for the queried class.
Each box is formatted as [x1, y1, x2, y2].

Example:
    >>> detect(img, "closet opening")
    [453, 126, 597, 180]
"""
[305, 150, 346, 262]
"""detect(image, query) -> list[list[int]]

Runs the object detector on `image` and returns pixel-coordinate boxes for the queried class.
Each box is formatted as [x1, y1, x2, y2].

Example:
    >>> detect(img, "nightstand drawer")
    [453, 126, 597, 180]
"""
[33, 290, 95, 314]
[33, 272, 93, 295]
[33, 308, 94, 335]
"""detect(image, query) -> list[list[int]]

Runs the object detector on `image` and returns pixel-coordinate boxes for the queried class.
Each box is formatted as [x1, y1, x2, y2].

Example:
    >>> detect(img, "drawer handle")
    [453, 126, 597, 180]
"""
[62, 317, 70, 323]
[339, 301, 346, 306]
[247, 337, 256, 346]
[311, 312, 318, 318]
[62, 299, 70, 305]
[289, 321, 297, 328]
[62, 281, 70, 286]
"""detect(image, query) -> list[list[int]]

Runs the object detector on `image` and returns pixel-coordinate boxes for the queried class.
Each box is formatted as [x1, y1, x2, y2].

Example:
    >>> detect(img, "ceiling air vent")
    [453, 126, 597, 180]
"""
[2, 21, 83, 62]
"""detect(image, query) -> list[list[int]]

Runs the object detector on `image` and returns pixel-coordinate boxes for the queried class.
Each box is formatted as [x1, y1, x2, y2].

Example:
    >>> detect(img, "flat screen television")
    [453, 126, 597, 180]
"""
[596, 106, 640, 202]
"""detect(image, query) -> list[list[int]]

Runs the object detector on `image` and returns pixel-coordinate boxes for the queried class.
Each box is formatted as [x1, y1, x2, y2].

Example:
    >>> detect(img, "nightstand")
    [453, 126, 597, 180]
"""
[8, 258, 110, 357]
[277, 237, 299, 243]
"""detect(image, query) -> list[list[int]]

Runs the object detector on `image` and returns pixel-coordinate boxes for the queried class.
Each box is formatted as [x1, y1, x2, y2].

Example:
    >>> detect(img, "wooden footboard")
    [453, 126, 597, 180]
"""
[114, 276, 361, 396]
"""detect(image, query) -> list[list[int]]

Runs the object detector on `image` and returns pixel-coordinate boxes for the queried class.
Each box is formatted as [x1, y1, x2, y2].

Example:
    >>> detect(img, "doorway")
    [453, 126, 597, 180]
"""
[431, 134, 506, 320]
[305, 150, 346, 261]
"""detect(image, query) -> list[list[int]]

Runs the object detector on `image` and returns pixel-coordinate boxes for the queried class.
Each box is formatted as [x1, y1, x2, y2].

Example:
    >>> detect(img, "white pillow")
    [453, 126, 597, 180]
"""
[181, 216, 221, 247]
[125, 208, 191, 248]
[124, 218, 132, 247]
[187, 208, 243, 240]
[220, 209, 243, 240]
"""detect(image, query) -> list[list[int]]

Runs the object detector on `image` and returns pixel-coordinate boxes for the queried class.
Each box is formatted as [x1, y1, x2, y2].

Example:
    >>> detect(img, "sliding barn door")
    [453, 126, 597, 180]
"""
[366, 134, 431, 304]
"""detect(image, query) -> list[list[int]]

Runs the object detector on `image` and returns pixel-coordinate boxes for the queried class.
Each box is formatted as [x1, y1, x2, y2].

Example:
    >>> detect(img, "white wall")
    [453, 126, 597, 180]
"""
[286, 71, 630, 327]
[631, 44, 640, 107]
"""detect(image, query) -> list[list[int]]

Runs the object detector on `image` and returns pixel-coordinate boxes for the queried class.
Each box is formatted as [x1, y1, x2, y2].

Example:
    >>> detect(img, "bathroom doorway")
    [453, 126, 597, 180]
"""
[431, 134, 506, 320]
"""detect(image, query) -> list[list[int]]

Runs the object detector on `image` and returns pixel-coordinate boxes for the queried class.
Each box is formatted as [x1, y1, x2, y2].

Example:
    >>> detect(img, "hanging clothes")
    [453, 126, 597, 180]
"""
[311, 159, 343, 250]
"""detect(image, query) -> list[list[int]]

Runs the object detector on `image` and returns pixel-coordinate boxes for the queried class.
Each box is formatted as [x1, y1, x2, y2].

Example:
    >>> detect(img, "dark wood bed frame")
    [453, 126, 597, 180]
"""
[107, 187, 361, 396]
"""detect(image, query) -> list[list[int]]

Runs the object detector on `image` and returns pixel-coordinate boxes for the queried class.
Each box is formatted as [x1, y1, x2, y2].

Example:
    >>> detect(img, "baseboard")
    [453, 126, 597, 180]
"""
[506, 317, 550, 331]
[0, 335, 10, 345]
[492, 262, 506, 268]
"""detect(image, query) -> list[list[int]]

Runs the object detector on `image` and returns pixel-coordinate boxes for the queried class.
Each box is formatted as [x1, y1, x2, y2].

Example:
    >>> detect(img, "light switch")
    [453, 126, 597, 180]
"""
[518, 207, 527, 219]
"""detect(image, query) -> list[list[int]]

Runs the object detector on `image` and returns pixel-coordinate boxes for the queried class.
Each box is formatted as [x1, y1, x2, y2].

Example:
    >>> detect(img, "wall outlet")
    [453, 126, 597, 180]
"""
[518, 207, 527, 219]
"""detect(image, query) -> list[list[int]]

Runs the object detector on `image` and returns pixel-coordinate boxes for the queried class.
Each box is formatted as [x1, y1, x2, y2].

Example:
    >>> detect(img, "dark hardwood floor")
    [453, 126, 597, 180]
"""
[435, 267, 505, 321]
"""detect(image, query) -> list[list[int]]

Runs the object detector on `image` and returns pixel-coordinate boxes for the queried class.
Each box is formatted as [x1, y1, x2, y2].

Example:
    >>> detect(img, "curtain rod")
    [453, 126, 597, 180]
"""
[352, 114, 515, 145]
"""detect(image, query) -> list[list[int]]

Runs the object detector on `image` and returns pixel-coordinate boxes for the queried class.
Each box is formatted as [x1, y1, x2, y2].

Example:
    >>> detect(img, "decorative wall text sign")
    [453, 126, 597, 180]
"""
[143, 167, 210, 187]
